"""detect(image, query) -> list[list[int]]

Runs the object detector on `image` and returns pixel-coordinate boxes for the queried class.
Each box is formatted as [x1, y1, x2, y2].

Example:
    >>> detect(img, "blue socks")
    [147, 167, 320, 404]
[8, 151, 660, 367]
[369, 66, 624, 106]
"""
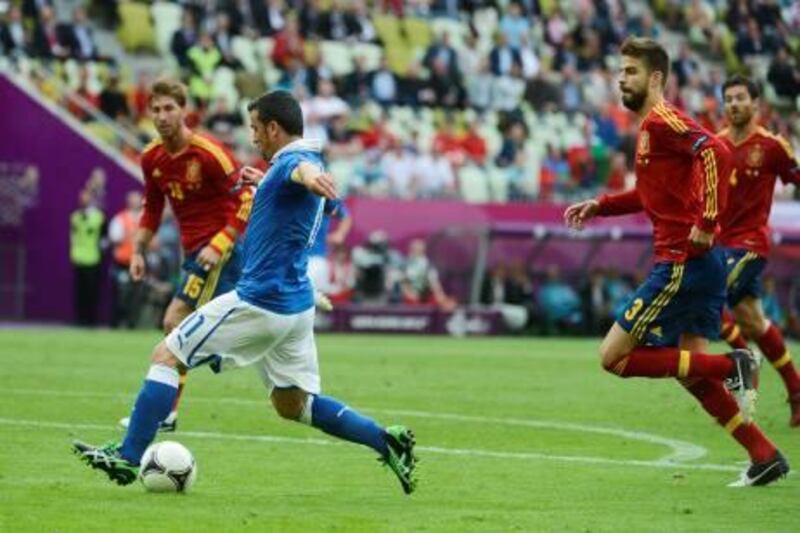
[120, 365, 179, 464]
[306, 395, 388, 455]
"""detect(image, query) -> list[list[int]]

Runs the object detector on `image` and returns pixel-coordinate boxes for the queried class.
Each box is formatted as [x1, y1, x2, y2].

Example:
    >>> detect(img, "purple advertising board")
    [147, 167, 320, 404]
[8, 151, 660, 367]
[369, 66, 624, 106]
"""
[0, 73, 141, 322]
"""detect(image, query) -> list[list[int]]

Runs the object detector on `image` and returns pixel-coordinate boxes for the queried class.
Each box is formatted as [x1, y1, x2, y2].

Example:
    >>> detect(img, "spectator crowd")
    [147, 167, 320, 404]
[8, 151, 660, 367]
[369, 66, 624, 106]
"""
[3, 0, 799, 204]
[5, 0, 799, 335]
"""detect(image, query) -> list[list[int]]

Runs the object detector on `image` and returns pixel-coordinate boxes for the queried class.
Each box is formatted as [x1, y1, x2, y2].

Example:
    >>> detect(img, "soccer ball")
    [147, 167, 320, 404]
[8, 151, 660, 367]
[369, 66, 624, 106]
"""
[139, 441, 197, 493]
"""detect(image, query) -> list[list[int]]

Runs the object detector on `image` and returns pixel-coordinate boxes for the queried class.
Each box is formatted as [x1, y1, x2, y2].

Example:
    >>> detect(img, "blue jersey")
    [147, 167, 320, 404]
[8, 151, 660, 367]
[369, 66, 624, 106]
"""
[309, 200, 349, 257]
[236, 141, 326, 314]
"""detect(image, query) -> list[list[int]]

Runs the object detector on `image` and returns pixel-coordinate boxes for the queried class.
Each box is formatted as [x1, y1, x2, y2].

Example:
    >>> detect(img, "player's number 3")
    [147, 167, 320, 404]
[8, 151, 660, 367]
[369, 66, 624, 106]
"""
[624, 298, 644, 322]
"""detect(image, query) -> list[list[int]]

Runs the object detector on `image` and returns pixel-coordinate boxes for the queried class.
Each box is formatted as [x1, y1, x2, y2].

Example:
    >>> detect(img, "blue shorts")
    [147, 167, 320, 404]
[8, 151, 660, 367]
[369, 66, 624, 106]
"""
[174, 243, 243, 308]
[723, 247, 766, 308]
[616, 249, 726, 347]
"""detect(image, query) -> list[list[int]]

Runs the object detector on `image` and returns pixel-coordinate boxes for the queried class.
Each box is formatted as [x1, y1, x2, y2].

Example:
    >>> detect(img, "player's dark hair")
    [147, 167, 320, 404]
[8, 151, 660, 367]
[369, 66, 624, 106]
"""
[620, 37, 670, 88]
[149, 77, 188, 107]
[247, 91, 304, 136]
[722, 74, 760, 99]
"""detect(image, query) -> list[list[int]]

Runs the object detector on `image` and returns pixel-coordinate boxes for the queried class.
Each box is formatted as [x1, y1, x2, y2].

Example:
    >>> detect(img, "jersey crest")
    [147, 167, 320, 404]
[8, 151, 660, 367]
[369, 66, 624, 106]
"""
[186, 159, 203, 190]
[152, 168, 162, 178]
[746, 144, 764, 168]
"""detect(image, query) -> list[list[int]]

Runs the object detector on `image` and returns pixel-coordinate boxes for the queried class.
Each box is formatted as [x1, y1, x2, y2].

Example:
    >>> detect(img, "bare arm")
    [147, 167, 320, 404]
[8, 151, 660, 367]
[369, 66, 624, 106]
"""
[130, 227, 155, 281]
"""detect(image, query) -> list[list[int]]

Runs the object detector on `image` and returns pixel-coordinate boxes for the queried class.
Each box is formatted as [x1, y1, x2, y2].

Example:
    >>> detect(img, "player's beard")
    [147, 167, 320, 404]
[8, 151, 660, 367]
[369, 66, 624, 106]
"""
[728, 108, 753, 128]
[621, 87, 647, 112]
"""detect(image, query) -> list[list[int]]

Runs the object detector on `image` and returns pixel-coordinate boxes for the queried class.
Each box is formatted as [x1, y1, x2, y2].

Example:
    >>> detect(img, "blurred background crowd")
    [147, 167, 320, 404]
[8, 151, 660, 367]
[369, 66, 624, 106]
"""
[3, 0, 799, 334]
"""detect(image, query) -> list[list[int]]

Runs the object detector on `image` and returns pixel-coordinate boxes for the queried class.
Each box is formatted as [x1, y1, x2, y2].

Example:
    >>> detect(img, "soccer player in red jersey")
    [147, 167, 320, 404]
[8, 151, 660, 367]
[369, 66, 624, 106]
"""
[714, 74, 800, 426]
[565, 38, 788, 486]
[120, 78, 253, 431]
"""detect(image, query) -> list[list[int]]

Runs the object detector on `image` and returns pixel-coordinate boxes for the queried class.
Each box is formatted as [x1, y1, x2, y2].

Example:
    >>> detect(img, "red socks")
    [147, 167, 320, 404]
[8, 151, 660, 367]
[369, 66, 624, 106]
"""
[756, 324, 800, 395]
[608, 347, 732, 380]
[682, 378, 776, 463]
[720, 309, 748, 350]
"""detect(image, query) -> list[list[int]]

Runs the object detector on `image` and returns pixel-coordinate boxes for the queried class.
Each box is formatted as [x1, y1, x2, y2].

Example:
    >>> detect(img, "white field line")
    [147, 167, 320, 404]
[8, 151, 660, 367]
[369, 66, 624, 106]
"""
[0, 417, 739, 472]
[0, 388, 737, 472]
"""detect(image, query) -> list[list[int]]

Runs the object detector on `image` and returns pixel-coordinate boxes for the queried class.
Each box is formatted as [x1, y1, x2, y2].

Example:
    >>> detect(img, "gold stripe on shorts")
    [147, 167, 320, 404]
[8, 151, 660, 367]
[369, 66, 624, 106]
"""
[630, 263, 684, 341]
[197, 247, 233, 306]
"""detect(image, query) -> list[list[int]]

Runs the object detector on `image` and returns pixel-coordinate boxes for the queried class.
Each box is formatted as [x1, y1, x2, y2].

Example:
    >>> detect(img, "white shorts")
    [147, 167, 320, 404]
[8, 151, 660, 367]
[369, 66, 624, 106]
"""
[165, 291, 320, 394]
[307, 255, 330, 294]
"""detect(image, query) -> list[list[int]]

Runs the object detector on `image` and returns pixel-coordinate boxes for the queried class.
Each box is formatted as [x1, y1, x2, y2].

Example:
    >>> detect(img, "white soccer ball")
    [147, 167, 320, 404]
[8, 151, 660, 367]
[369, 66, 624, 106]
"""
[139, 441, 197, 493]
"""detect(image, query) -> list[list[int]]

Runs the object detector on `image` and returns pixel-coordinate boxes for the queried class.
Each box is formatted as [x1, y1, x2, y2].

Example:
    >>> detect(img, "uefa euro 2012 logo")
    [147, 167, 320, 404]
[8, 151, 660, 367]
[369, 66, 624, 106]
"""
[0, 162, 40, 226]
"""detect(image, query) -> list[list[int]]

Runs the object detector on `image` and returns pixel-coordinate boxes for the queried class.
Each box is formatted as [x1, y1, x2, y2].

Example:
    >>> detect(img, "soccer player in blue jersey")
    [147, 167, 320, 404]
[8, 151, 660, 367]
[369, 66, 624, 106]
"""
[73, 90, 418, 495]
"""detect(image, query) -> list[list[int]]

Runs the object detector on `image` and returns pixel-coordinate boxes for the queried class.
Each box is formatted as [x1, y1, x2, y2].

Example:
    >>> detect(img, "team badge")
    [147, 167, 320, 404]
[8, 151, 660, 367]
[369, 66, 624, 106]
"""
[747, 144, 764, 168]
[185, 159, 202, 190]
[153, 168, 162, 178]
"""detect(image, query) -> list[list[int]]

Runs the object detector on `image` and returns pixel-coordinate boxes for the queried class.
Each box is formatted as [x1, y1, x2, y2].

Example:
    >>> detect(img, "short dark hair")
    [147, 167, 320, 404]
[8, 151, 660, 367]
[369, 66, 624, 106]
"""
[722, 74, 760, 99]
[247, 90, 303, 136]
[149, 77, 188, 107]
[620, 37, 670, 87]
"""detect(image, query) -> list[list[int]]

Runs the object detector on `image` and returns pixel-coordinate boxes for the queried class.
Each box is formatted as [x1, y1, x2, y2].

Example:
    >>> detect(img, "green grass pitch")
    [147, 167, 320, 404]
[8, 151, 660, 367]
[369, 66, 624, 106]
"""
[0, 329, 798, 531]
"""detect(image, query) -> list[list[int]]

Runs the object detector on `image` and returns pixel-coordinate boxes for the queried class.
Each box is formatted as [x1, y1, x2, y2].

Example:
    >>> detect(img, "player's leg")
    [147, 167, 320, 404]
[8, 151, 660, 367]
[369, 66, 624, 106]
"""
[678, 334, 788, 486]
[74, 340, 184, 485]
[720, 248, 753, 349]
[261, 308, 417, 493]
[601, 261, 750, 383]
[76, 292, 250, 485]
[735, 296, 800, 426]
[271, 387, 389, 456]
[119, 249, 235, 431]
[160, 296, 194, 426]
[720, 308, 749, 349]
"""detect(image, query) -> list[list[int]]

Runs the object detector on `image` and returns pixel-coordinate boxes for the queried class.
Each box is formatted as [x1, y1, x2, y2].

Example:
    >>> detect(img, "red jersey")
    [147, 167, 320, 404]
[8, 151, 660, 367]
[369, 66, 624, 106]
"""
[597, 101, 731, 262]
[717, 126, 800, 257]
[140, 133, 251, 252]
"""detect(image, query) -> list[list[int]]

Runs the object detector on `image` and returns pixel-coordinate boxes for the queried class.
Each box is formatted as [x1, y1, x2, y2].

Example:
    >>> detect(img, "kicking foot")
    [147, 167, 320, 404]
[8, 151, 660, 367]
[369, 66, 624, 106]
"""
[725, 349, 758, 422]
[119, 413, 177, 433]
[73, 440, 139, 486]
[728, 451, 790, 487]
[381, 425, 418, 495]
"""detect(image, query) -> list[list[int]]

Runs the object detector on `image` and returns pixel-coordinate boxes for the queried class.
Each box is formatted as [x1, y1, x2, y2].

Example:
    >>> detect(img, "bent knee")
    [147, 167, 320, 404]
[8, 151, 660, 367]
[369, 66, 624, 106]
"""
[270, 394, 306, 421]
[599, 347, 629, 377]
[150, 341, 183, 369]
[162, 316, 179, 334]
[739, 317, 767, 339]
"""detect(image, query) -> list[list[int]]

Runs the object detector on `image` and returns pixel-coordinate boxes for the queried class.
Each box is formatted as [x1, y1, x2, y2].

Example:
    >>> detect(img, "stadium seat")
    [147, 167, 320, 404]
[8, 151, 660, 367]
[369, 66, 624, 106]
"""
[351, 42, 383, 71]
[373, 14, 400, 45]
[231, 36, 259, 74]
[320, 41, 355, 77]
[402, 18, 432, 49]
[430, 17, 467, 49]
[84, 121, 119, 147]
[151, 2, 182, 56]
[116, 1, 157, 53]
[487, 165, 509, 203]
[253, 38, 276, 63]
[211, 67, 240, 109]
[327, 158, 357, 196]
[458, 164, 491, 203]
[472, 8, 498, 40]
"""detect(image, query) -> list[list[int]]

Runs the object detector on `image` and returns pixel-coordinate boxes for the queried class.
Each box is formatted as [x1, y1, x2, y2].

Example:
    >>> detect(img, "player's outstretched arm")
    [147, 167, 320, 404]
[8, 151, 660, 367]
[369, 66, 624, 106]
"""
[293, 161, 338, 200]
[564, 199, 600, 230]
